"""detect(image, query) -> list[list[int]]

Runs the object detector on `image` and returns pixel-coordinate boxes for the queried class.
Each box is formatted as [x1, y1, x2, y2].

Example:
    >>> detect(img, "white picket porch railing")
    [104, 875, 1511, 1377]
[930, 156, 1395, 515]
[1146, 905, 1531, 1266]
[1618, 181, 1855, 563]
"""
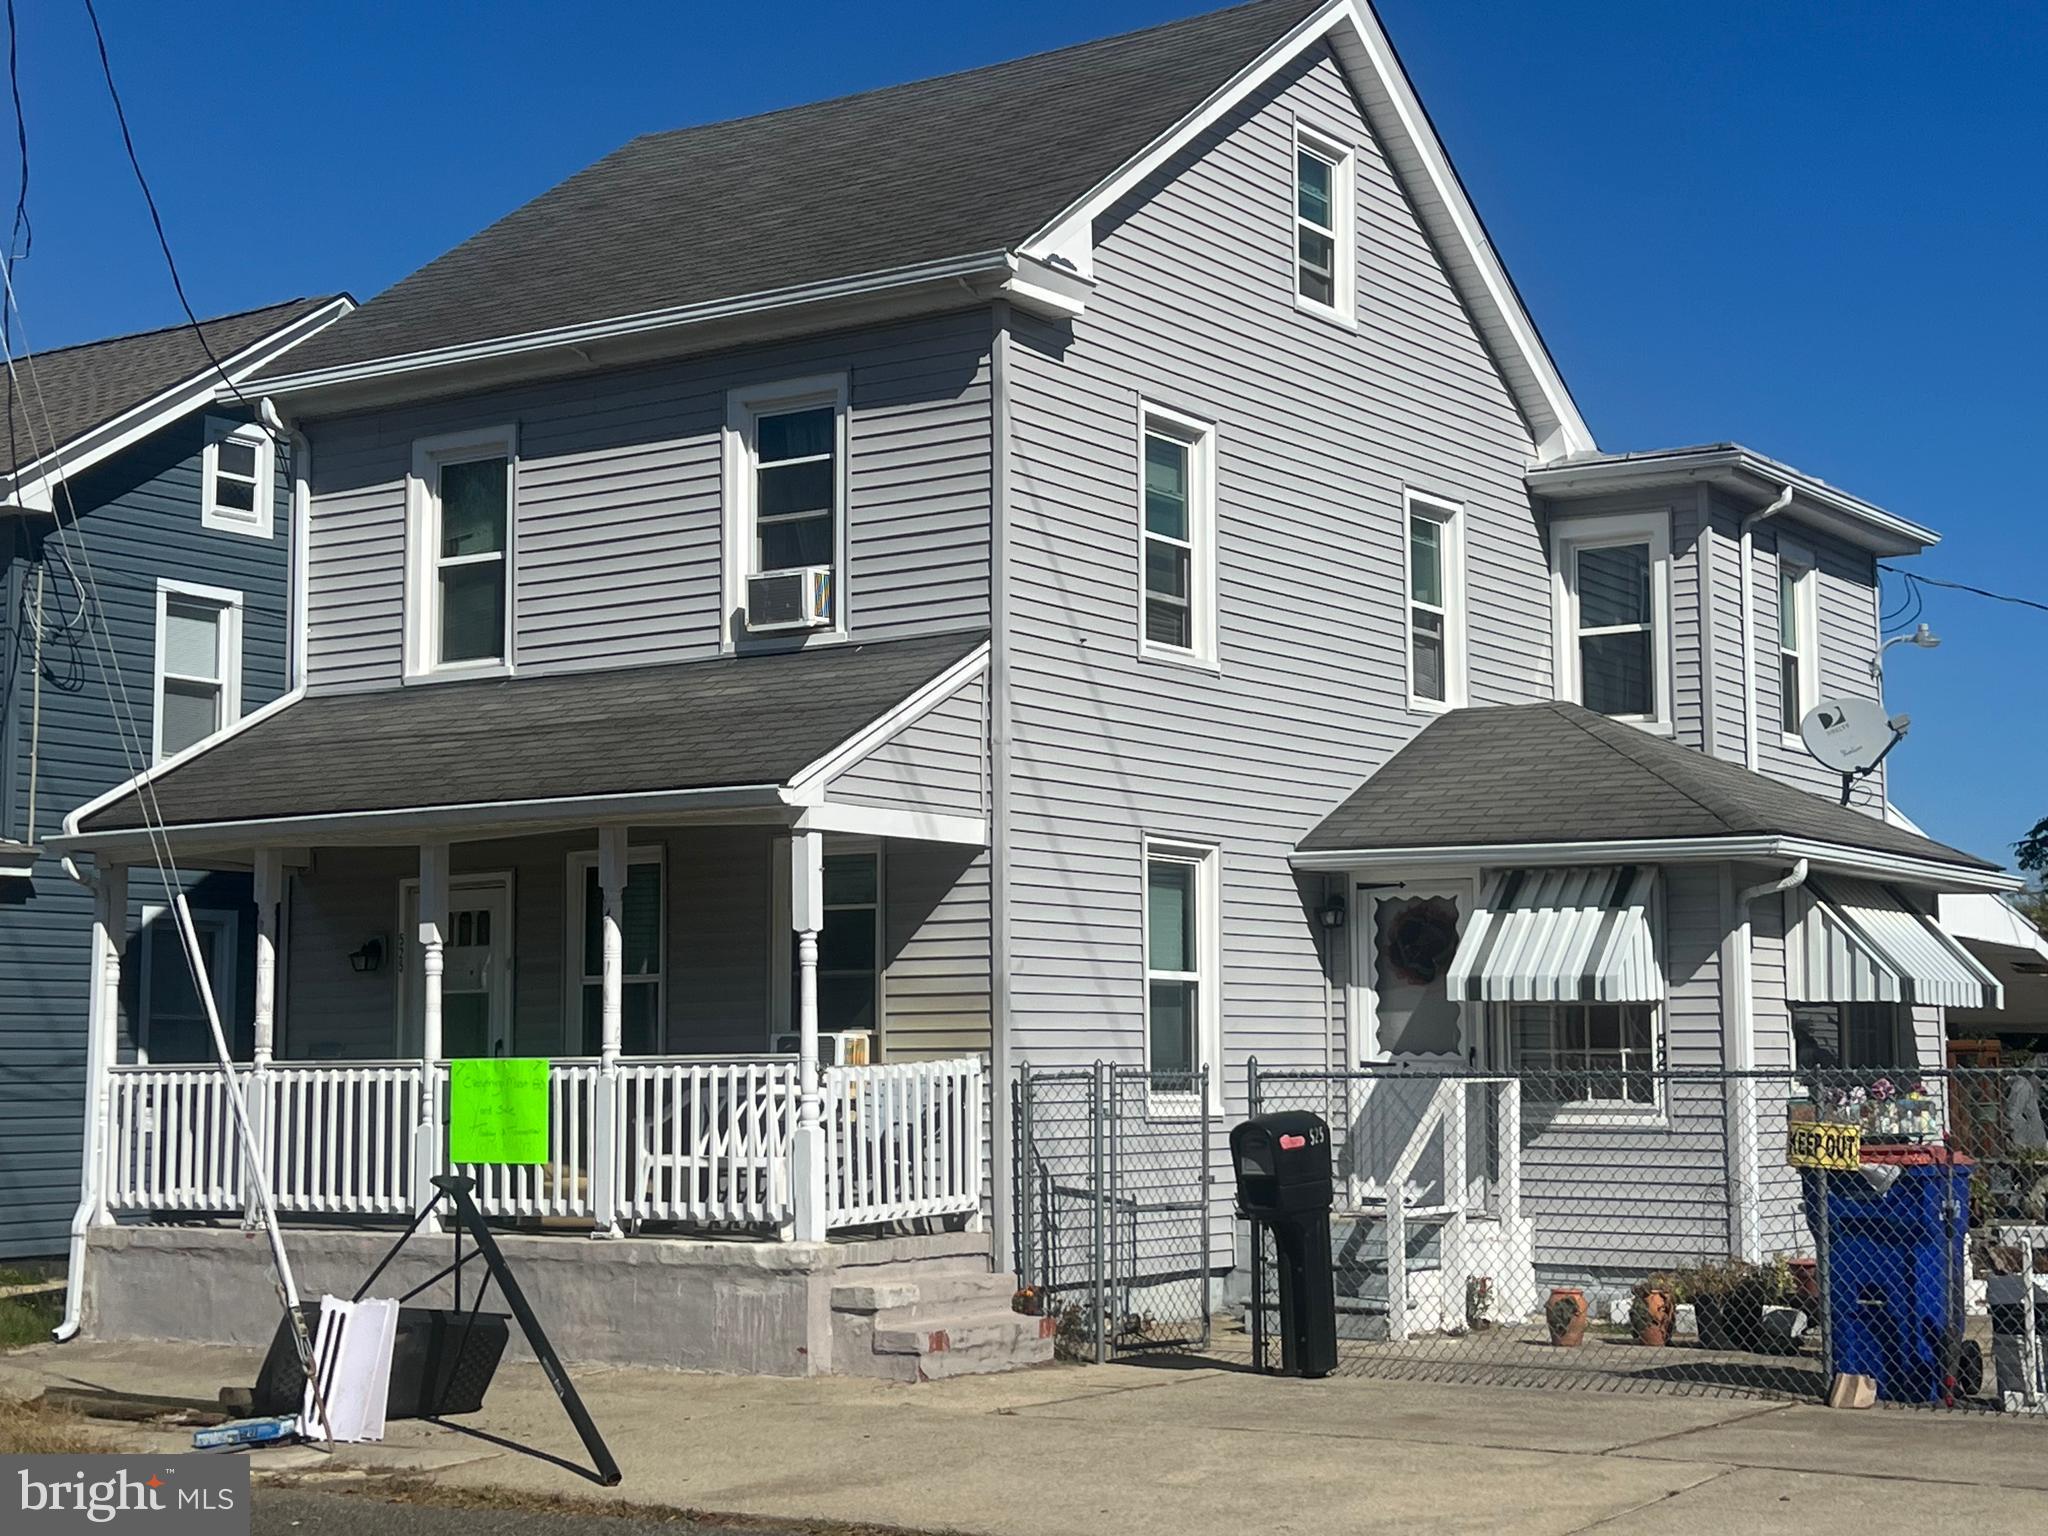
[614, 1058, 801, 1228]
[100, 1054, 981, 1235]
[823, 1058, 984, 1228]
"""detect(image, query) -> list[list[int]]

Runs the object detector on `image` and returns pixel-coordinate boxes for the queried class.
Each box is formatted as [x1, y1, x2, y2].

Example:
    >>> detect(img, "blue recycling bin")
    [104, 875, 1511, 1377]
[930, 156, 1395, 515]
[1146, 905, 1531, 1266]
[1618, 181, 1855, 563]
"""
[1801, 1151, 1972, 1404]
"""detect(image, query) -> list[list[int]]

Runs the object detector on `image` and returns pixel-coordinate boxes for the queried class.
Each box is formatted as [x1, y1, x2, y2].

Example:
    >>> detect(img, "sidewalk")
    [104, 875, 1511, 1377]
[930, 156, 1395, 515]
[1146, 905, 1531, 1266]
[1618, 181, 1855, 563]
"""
[9, 1341, 2048, 1535]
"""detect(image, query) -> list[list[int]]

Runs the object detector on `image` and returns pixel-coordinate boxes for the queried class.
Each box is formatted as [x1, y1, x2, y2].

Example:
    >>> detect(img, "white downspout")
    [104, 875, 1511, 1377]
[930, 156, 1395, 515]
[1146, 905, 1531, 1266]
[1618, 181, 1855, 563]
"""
[1725, 858, 1809, 1263]
[1739, 484, 1795, 771]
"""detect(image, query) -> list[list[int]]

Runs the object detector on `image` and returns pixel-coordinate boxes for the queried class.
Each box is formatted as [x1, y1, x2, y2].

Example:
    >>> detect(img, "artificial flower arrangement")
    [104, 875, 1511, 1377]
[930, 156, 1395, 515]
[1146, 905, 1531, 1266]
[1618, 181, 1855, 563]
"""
[1818, 1077, 1940, 1140]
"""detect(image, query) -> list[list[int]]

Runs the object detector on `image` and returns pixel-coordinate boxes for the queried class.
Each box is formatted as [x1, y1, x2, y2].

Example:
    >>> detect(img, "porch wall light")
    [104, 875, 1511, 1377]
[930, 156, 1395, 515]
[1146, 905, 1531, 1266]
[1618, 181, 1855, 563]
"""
[1316, 894, 1348, 930]
[348, 936, 385, 975]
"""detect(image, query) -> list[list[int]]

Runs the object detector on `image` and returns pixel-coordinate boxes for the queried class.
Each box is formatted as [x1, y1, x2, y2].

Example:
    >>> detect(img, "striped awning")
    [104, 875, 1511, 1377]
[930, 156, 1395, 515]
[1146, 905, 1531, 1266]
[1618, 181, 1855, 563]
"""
[1788, 877, 2004, 1010]
[1448, 865, 1663, 1004]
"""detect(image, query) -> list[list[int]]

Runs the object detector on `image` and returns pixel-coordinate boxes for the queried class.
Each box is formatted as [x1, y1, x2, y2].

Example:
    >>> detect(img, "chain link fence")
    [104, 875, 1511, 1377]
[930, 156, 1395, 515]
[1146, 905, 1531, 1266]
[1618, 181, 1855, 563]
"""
[1013, 1064, 1213, 1361]
[1224, 1063, 2048, 1414]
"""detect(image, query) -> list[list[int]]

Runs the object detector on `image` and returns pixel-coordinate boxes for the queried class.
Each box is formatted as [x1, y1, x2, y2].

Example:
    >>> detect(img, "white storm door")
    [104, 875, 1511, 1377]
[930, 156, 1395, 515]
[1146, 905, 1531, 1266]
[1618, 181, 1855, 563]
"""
[399, 874, 513, 1059]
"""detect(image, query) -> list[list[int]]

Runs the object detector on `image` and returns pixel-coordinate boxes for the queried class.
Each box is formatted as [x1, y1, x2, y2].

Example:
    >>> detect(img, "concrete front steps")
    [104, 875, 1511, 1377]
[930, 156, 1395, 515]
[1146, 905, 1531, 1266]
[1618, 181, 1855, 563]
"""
[830, 1244, 1055, 1381]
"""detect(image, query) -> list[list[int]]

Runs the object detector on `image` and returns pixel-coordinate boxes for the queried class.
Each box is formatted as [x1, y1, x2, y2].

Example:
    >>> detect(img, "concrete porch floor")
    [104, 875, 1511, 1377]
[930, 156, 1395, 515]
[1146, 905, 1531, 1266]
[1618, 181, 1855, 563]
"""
[8, 1339, 2048, 1535]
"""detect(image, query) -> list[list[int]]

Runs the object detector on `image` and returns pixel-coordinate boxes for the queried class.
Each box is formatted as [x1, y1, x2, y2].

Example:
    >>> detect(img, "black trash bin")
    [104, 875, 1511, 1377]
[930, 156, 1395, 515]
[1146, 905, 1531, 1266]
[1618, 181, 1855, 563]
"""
[1232, 1111, 1337, 1378]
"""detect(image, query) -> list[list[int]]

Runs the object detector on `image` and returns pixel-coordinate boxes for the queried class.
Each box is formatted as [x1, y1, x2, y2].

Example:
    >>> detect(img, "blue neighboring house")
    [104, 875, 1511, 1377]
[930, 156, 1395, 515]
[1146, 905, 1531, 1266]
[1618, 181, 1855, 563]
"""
[0, 296, 351, 1259]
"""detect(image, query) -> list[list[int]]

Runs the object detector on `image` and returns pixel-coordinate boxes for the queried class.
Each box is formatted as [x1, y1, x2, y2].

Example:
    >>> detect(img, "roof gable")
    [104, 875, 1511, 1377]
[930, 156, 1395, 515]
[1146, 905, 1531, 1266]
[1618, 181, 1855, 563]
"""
[2, 295, 351, 500]
[260, 0, 1325, 381]
[252, 0, 1589, 458]
[1299, 699, 1999, 874]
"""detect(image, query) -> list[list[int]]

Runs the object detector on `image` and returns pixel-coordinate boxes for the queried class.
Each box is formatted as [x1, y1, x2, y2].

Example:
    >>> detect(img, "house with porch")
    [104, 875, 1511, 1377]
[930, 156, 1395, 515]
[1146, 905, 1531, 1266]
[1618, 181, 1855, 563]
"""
[47, 0, 2015, 1367]
[0, 296, 350, 1261]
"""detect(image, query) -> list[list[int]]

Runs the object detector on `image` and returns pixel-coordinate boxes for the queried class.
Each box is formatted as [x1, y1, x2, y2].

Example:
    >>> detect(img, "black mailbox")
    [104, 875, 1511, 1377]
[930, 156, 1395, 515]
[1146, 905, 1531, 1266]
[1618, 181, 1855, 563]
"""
[1232, 1111, 1337, 1379]
[1231, 1111, 1333, 1216]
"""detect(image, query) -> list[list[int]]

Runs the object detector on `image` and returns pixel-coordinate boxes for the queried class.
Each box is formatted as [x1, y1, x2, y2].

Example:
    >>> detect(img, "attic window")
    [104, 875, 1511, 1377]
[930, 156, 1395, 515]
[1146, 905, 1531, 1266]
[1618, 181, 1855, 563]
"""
[1293, 125, 1354, 322]
[201, 417, 274, 537]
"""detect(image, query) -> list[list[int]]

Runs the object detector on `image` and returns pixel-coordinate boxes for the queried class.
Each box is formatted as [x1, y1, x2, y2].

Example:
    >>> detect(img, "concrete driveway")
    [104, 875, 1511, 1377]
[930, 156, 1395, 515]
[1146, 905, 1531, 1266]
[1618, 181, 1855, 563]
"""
[8, 1341, 2048, 1535]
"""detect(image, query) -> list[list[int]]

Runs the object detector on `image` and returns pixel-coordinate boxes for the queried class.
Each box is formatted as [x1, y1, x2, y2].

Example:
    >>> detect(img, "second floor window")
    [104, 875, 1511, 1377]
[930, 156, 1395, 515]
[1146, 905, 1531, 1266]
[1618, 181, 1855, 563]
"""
[1138, 404, 1217, 665]
[728, 375, 847, 640]
[1405, 491, 1466, 709]
[408, 426, 517, 677]
[1554, 513, 1671, 730]
[1777, 543, 1818, 737]
[154, 580, 241, 761]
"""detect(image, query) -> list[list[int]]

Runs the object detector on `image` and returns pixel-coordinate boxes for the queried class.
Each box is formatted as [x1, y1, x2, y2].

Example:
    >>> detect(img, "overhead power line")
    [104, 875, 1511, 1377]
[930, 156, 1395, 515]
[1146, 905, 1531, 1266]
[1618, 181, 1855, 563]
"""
[78, 0, 244, 403]
[1880, 565, 2048, 619]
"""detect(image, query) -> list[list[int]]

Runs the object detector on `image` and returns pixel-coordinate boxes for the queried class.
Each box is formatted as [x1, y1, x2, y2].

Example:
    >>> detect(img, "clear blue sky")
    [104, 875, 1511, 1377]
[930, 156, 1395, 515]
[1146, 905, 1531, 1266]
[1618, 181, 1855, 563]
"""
[8, 1, 2043, 869]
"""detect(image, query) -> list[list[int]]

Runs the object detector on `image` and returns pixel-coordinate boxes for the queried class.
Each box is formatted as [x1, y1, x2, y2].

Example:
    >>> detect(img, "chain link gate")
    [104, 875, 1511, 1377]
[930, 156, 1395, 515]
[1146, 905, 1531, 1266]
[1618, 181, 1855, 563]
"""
[1013, 1064, 1213, 1362]
[1234, 1060, 2048, 1415]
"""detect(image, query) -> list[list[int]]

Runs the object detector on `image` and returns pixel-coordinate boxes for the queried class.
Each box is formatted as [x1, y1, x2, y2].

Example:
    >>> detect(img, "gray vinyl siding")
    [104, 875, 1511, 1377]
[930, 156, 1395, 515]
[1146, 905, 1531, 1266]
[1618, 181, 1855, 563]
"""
[0, 414, 290, 1257]
[882, 843, 993, 1059]
[300, 312, 992, 693]
[282, 827, 987, 1065]
[1003, 44, 1547, 1103]
[826, 673, 989, 819]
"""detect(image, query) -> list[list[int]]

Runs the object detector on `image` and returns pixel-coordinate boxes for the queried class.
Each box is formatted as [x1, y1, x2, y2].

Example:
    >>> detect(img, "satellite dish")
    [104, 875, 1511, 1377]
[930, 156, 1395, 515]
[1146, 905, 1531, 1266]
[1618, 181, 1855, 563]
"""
[1799, 696, 1902, 772]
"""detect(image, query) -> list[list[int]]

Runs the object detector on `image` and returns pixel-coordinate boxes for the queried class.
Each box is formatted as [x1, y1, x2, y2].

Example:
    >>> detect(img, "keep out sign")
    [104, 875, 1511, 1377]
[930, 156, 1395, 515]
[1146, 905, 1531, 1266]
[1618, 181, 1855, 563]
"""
[5, 1455, 249, 1536]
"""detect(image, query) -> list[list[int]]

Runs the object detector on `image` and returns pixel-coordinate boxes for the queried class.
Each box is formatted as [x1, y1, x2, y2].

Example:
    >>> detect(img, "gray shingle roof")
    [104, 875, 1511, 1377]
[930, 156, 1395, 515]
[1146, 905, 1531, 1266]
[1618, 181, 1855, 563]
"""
[79, 630, 986, 834]
[262, 0, 1325, 378]
[1298, 700, 1999, 872]
[2, 297, 341, 481]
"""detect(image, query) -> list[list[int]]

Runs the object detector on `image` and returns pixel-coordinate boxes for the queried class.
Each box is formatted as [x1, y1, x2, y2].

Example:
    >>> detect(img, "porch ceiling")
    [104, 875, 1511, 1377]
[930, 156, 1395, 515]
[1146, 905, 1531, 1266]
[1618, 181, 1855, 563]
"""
[68, 629, 987, 847]
[1294, 701, 2011, 890]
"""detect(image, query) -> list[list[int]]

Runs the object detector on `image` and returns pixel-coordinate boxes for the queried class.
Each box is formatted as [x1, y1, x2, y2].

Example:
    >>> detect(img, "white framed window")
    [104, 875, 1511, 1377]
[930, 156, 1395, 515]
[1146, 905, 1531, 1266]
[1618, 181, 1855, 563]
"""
[1137, 402, 1218, 667]
[1292, 122, 1354, 322]
[1776, 540, 1819, 741]
[1142, 838, 1221, 1110]
[201, 417, 275, 537]
[152, 578, 243, 762]
[567, 847, 664, 1056]
[1502, 1002, 1660, 1109]
[405, 426, 517, 679]
[724, 374, 849, 644]
[1552, 512, 1672, 731]
[1404, 490, 1467, 710]
[138, 904, 239, 1064]
[769, 840, 882, 1042]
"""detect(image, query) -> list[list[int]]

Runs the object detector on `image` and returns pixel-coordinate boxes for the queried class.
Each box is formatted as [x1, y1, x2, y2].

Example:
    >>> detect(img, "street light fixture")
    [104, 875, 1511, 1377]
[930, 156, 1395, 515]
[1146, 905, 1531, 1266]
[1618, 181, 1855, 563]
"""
[1872, 622, 1940, 682]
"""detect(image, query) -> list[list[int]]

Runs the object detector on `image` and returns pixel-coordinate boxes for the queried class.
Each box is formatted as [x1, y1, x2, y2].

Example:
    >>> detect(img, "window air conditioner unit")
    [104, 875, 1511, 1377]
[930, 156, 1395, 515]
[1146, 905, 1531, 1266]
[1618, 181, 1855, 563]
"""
[745, 566, 833, 632]
[772, 1029, 872, 1067]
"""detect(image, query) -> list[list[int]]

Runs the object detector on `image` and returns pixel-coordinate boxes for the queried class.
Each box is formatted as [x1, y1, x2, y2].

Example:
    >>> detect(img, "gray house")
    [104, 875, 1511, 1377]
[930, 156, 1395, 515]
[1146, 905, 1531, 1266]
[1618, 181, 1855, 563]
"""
[50, 0, 2012, 1367]
[0, 297, 349, 1261]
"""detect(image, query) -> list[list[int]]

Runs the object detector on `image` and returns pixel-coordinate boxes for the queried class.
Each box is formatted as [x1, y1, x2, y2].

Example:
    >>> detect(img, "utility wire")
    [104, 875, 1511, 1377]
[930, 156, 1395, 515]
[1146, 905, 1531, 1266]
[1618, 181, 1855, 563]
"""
[78, 0, 244, 403]
[1880, 564, 2048, 619]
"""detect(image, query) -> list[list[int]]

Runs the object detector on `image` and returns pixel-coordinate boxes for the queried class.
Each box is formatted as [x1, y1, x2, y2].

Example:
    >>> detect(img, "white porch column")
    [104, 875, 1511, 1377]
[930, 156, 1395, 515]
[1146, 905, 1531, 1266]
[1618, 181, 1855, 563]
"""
[244, 848, 282, 1227]
[85, 863, 127, 1228]
[589, 826, 627, 1238]
[789, 830, 828, 1241]
[414, 840, 449, 1230]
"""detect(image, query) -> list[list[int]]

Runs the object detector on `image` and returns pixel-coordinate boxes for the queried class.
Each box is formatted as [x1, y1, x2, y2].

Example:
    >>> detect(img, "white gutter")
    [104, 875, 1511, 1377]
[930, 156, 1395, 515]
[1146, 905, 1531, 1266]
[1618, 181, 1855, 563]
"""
[1289, 835, 2019, 893]
[1739, 858, 1810, 908]
[1740, 483, 1795, 772]
[255, 253, 1017, 399]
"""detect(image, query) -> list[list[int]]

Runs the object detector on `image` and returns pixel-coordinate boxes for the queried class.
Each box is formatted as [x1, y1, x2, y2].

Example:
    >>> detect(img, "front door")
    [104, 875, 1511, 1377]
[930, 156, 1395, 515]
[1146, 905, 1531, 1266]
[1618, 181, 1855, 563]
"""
[1349, 880, 1475, 1207]
[400, 875, 513, 1058]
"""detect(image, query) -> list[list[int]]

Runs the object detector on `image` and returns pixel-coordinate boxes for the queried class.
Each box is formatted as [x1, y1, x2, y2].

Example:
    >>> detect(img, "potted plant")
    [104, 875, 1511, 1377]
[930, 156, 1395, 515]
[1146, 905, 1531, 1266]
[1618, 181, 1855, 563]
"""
[1545, 1286, 1588, 1347]
[1465, 1275, 1494, 1332]
[1629, 1275, 1675, 1347]
[1678, 1261, 1762, 1352]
